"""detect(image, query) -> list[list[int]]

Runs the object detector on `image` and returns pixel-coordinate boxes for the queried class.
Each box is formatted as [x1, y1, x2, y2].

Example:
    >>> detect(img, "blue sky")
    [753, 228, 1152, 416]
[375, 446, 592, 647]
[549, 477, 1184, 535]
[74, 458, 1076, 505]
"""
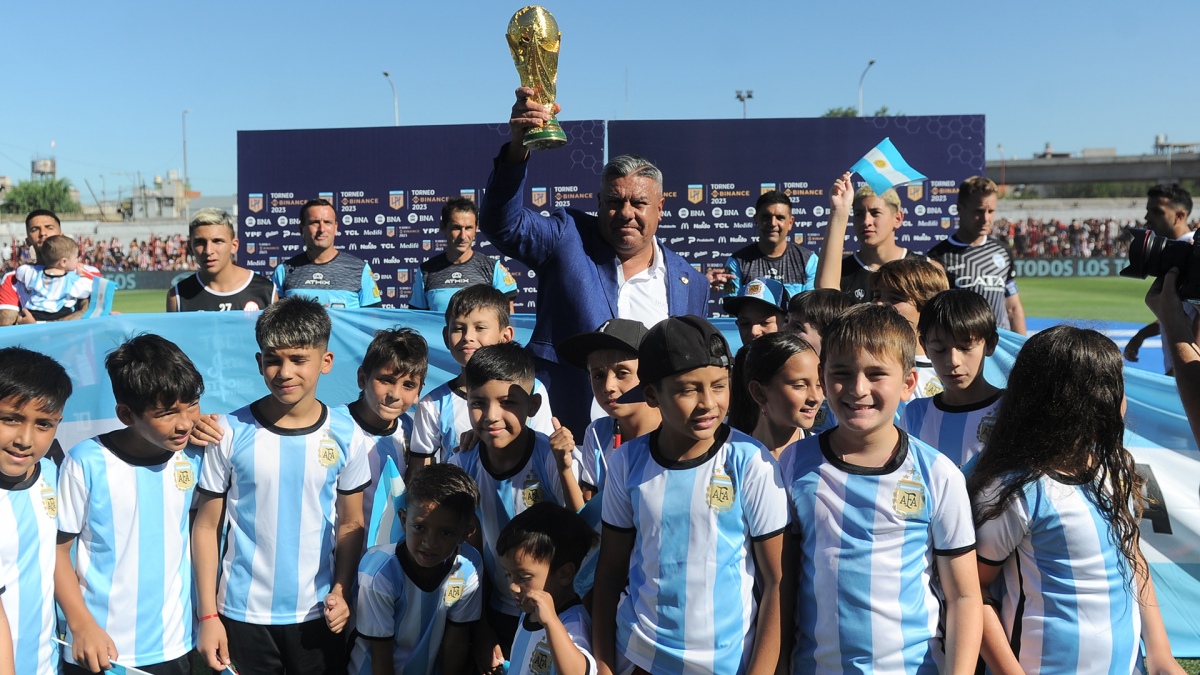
[1, 0, 1195, 196]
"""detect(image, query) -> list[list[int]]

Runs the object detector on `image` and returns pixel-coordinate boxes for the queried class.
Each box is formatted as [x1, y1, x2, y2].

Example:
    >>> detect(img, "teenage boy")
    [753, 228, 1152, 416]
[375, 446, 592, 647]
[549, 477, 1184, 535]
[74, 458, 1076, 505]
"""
[816, 173, 923, 303]
[0, 347, 72, 675]
[498, 502, 598, 675]
[902, 290, 1003, 467]
[168, 207, 277, 312]
[449, 342, 582, 655]
[410, 285, 555, 470]
[781, 304, 982, 674]
[56, 335, 205, 674]
[349, 463, 483, 675]
[409, 197, 520, 314]
[594, 316, 787, 675]
[346, 327, 428, 532]
[556, 318, 659, 497]
[193, 297, 370, 675]
[723, 277, 789, 346]
[870, 257, 950, 400]
[927, 176, 1026, 334]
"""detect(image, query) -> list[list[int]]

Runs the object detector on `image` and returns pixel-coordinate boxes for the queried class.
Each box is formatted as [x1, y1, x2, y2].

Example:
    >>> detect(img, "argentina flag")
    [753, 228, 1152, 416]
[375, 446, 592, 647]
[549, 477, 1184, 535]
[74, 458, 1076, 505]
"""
[851, 137, 927, 196]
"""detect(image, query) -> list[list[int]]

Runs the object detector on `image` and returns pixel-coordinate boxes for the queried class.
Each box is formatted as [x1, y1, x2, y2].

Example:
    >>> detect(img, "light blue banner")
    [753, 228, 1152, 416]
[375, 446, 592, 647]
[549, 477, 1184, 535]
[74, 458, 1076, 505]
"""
[3, 310, 1198, 655]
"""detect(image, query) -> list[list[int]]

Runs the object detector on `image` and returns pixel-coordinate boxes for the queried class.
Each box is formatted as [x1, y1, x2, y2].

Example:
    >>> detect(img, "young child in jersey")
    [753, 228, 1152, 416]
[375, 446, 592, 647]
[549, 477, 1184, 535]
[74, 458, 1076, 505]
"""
[723, 277, 788, 345]
[594, 316, 788, 675]
[784, 288, 854, 356]
[968, 326, 1182, 675]
[783, 288, 852, 435]
[13, 234, 91, 322]
[870, 257, 950, 400]
[55, 335, 204, 675]
[556, 318, 659, 498]
[449, 342, 582, 658]
[499, 502, 598, 675]
[730, 332, 822, 461]
[410, 285, 556, 469]
[0, 347, 71, 675]
[780, 304, 981, 675]
[349, 463, 483, 675]
[345, 327, 428, 535]
[901, 290, 1003, 468]
[193, 297, 369, 675]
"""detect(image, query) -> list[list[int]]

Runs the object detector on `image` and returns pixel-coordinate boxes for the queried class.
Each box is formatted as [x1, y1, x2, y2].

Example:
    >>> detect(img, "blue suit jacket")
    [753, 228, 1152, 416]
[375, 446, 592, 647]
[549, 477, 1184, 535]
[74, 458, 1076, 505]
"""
[479, 147, 709, 366]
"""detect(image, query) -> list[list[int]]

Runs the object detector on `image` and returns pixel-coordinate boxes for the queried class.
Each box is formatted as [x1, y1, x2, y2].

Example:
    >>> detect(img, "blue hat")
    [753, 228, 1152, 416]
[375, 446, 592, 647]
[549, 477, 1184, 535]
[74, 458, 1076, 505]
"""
[722, 277, 789, 316]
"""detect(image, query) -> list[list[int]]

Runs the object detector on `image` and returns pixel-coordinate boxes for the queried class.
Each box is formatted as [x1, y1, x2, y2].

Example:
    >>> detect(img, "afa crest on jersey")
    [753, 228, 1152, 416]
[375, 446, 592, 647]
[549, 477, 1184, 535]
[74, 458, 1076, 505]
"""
[892, 469, 927, 519]
[522, 472, 544, 507]
[445, 571, 466, 606]
[41, 478, 57, 517]
[706, 466, 735, 513]
[317, 433, 340, 468]
[174, 455, 196, 491]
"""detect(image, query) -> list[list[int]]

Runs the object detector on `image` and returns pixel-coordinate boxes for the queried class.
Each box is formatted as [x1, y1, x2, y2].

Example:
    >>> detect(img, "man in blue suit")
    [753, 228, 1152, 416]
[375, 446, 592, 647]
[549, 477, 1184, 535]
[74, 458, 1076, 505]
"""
[480, 86, 709, 436]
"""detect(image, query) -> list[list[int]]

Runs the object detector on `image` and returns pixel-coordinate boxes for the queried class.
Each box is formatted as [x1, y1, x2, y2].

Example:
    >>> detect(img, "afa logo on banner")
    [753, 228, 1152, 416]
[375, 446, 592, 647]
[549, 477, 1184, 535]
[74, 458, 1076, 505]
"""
[2, 312, 1199, 657]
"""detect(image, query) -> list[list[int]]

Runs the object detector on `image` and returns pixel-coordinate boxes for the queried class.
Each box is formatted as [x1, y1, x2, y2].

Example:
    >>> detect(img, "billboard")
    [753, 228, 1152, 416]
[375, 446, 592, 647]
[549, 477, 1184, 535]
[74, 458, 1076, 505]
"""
[608, 116, 985, 311]
[237, 121, 606, 309]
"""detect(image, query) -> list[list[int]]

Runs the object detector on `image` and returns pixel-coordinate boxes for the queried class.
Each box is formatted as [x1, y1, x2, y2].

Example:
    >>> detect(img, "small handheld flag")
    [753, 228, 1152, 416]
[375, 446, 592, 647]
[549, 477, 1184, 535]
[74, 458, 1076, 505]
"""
[51, 638, 154, 675]
[850, 137, 926, 196]
[366, 456, 406, 547]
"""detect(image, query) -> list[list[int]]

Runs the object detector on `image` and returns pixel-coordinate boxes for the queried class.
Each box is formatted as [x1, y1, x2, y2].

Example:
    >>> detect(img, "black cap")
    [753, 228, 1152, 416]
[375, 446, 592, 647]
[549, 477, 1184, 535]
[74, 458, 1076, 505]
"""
[638, 315, 732, 384]
[557, 318, 650, 369]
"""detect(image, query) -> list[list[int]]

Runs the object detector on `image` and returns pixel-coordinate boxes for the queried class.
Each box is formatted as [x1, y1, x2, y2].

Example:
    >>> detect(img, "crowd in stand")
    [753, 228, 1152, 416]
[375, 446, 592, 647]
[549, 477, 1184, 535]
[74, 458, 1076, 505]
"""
[1, 233, 191, 272]
[994, 216, 1200, 259]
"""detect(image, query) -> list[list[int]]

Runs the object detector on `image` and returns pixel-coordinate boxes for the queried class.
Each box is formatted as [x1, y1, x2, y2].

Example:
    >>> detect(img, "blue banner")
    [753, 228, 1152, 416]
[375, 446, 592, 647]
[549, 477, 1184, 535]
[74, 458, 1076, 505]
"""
[1, 311, 1196, 656]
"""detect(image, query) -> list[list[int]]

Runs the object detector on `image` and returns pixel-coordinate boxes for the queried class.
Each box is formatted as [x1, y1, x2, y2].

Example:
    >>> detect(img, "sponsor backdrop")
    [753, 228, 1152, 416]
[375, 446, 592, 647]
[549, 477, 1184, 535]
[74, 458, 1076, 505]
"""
[607, 116, 985, 312]
[1, 312, 1197, 655]
[238, 117, 982, 313]
[237, 121, 606, 311]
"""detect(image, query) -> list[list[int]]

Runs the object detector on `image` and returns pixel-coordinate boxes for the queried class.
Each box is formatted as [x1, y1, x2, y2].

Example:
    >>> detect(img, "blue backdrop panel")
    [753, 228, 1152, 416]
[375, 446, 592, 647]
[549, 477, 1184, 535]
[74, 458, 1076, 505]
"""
[237, 122, 606, 311]
[609, 116, 985, 312]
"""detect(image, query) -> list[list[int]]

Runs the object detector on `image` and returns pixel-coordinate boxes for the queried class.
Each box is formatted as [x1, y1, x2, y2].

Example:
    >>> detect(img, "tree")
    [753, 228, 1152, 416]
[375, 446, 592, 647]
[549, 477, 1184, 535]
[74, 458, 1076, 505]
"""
[821, 105, 901, 118]
[0, 178, 81, 214]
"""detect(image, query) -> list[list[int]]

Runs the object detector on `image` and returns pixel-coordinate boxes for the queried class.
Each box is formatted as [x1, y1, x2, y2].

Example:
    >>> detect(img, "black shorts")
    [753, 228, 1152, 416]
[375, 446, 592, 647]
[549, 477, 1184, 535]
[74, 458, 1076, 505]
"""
[223, 615, 346, 675]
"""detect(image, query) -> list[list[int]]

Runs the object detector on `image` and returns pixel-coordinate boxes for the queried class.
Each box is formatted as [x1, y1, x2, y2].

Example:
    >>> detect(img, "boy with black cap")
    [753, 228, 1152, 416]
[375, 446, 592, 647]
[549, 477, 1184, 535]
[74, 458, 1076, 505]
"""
[723, 277, 789, 346]
[592, 316, 788, 675]
[557, 319, 659, 498]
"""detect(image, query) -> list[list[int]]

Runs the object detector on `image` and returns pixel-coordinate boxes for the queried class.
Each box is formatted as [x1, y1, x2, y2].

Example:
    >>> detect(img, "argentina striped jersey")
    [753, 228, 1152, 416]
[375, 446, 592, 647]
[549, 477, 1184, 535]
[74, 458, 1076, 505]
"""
[601, 426, 788, 675]
[198, 403, 370, 624]
[58, 437, 204, 667]
[348, 542, 483, 675]
[974, 474, 1143, 674]
[0, 458, 60, 675]
[509, 602, 596, 675]
[784, 430, 975, 675]
[901, 391, 1004, 467]
[449, 432, 568, 616]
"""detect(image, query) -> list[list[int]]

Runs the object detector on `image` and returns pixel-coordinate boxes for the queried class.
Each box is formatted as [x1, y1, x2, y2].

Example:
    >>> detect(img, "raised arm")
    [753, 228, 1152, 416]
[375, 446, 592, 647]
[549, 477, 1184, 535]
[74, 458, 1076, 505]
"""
[815, 172, 854, 290]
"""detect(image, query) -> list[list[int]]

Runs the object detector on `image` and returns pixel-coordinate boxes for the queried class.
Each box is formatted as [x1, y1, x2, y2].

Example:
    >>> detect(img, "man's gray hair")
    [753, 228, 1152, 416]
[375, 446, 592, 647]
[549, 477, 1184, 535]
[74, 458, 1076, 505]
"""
[602, 154, 663, 192]
[189, 207, 235, 237]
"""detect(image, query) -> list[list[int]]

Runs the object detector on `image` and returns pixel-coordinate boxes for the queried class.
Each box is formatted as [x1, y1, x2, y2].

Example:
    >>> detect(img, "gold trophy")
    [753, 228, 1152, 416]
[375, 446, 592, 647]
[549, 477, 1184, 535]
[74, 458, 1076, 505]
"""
[507, 6, 567, 150]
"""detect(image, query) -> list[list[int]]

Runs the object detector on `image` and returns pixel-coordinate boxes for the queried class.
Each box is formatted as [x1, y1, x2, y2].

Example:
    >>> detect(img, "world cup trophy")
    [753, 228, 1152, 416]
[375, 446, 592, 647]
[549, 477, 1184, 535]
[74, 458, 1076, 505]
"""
[507, 6, 567, 150]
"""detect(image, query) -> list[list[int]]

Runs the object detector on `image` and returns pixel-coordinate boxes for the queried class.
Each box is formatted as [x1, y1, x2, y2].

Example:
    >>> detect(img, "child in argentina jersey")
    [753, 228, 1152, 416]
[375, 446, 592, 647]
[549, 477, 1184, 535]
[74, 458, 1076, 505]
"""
[198, 403, 369, 624]
[510, 602, 596, 675]
[901, 390, 1003, 467]
[0, 457, 60, 675]
[974, 475, 1145, 674]
[348, 542, 483, 675]
[449, 432, 568, 617]
[410, 376, 555, 464]
[58, 436, 204, 668]
[784, 431, 975, 675]
[601, 425, 788, 675]
[345, 403, 412, 535]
